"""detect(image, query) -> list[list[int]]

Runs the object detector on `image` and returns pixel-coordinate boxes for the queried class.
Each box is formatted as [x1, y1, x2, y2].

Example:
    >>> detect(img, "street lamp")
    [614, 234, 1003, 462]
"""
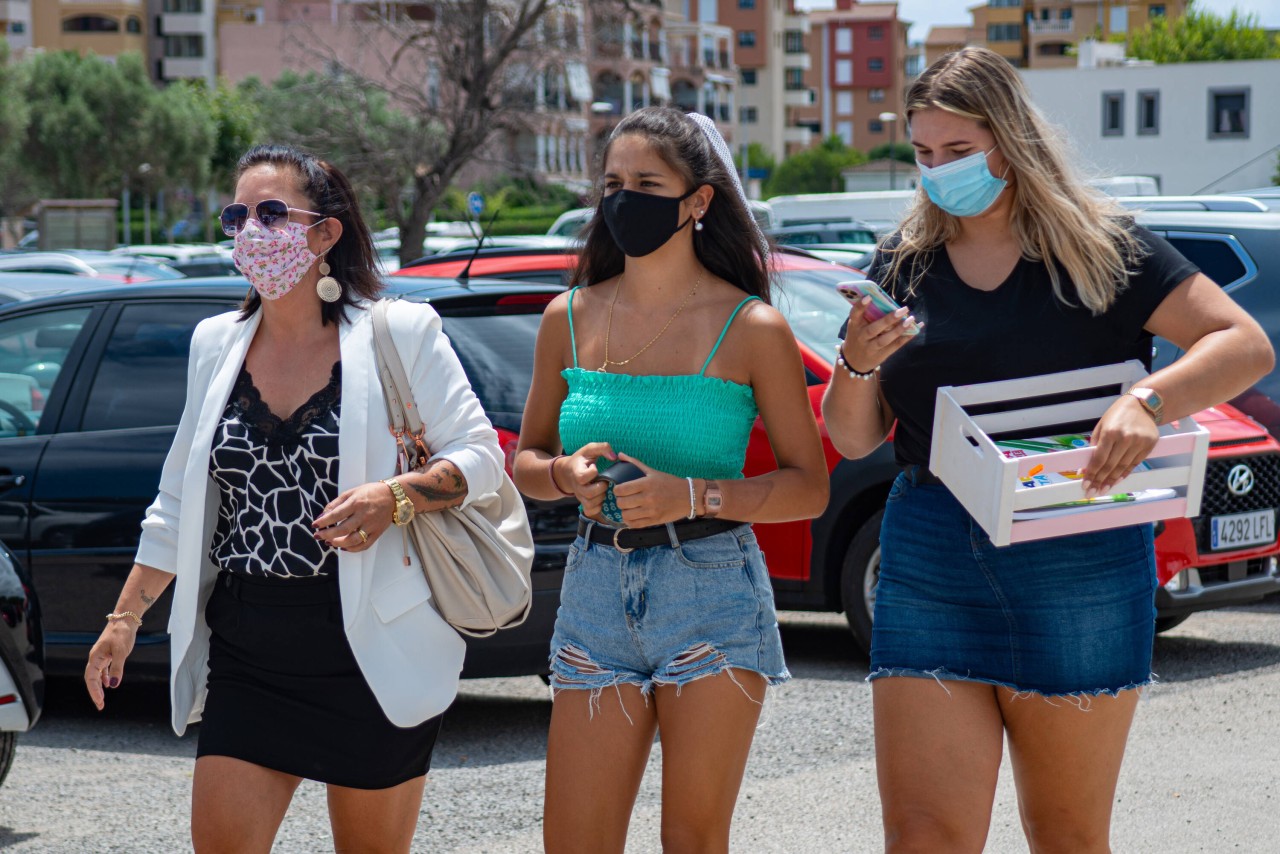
[878, 112, 899, 190]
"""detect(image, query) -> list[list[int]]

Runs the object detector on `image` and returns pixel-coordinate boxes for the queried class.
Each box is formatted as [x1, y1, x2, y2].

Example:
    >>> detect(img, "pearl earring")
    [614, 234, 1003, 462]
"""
[694, 215, 704, 232]
[316, 258, 341, 303]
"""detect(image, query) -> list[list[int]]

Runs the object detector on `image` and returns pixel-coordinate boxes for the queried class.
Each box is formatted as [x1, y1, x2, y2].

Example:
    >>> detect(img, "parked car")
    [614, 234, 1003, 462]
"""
[397, 247, 1280, 649]
[547, 200, 776, 239]
[111, 245, 240, 278]
[1224, 186, 1280, 211]
[0, 252, 183, 283]
[0, 539, 44, 788]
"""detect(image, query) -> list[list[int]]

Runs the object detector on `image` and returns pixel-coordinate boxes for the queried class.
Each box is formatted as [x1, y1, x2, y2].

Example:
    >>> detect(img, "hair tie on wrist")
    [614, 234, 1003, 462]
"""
[549, 454, 574, 496]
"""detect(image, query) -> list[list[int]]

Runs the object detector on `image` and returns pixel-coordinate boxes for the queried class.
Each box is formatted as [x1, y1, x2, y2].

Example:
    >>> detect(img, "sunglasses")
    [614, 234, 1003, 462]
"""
[220, 199, 325, 237]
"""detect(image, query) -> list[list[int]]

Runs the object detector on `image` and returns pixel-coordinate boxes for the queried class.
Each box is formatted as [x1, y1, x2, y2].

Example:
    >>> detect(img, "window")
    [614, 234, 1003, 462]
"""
[163, 0, 202, 10]
[436, 312, 546, 430]
[1209, 88, 1249, 138]
[1163, 235, 1252, 291]
[835, 28, 852, 53]
[9, 22, 24, 34]
[869, 26, 884, 41]
[1149, 4, 1166, 17]
[869, 88, 885, 102]
[62, 15, 120, 32]
[784, 68, 805, 90]
[785, 30, 804, 53]
[740, 106, 758, 123]
[1062, 8, 1073, 21]
[835, 59, 852, 84]
[869, 120, 884, 133]
[987, 23, 1021, 41]
[868, 57, 884, 72]
[81, 304, 228, 432]
[989, 0, 1022, 6]
[1102, 91, 1123, 136]
[836, 122, 854, 145]
[738, 30, 756, 48]
[1109, 6, 1128, 33]
[836, 91, 854, 115]
[164, 34, 204, 57]
[126, 16, 142, 34]
[0, 308, 92, 437]
[741, 69, 757, 85]
[738, 0, 755, 8]
[1137, 90, 1159, 135]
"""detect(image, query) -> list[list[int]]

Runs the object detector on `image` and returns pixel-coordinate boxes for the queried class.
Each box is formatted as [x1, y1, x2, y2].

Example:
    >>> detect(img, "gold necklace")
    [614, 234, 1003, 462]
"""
[598, 270, 704, 372]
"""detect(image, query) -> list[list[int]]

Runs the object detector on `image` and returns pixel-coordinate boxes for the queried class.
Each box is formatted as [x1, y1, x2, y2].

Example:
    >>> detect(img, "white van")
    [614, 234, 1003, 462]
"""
[767, 190, 917, 234]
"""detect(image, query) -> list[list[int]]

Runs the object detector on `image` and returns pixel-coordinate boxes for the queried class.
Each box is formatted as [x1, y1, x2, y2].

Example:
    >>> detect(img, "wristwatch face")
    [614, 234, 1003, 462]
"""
[394, 500, 414, 526]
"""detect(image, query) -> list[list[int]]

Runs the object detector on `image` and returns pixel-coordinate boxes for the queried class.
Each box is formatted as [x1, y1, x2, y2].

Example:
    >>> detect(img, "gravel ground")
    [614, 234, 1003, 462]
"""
[1, 596, 1278, 853]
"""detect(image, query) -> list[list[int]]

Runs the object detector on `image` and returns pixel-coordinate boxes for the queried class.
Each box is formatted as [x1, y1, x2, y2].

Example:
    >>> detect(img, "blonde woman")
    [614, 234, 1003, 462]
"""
[822, 48, 1272, 852]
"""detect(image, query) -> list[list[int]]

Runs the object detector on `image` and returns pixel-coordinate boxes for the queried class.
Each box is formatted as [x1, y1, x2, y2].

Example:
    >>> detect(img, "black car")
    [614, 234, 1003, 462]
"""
[0, 276, 574, 680]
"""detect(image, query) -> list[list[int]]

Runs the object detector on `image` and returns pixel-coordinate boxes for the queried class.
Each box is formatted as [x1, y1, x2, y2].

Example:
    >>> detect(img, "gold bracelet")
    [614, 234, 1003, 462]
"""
[105, 611, 142, 627]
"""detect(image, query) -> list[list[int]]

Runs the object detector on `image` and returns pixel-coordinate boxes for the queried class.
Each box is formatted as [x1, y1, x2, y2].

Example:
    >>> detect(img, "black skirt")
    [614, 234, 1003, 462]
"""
[197, 571, 446, 790]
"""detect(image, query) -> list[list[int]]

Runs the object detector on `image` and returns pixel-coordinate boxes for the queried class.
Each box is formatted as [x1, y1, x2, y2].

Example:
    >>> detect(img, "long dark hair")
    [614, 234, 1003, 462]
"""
[573, 108, 772, 303]
[234, 144, 382, 325]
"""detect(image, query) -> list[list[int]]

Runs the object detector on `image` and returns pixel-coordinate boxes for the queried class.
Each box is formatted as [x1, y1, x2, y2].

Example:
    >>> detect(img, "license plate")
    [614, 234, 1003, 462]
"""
[1210, 509, 1276, 551]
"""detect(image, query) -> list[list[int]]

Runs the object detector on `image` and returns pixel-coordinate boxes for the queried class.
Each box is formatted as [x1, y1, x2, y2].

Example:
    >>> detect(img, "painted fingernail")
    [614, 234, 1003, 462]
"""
[893, 307, 909, 317]
[109, 677, 119, 688]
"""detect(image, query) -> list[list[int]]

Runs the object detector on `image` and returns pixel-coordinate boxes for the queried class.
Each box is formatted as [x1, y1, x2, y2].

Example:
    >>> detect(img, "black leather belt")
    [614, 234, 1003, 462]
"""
[577, 517, 741, 553]
[902, 464, 944, 487]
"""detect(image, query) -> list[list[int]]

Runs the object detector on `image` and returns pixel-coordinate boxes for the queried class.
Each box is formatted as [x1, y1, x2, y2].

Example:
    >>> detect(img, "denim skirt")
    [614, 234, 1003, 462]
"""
[872, 472, 1157, 697]
[549, 519, 790, 696]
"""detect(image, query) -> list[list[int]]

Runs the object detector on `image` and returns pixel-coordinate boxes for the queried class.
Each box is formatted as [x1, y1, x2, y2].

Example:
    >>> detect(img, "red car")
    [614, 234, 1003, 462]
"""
[398, 247, 1280, 652]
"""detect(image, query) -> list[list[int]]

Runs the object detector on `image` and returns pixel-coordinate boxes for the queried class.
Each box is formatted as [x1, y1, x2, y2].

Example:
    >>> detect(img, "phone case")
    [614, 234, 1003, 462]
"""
[837, 281, 920, 336]
[593, 460, 646, 486]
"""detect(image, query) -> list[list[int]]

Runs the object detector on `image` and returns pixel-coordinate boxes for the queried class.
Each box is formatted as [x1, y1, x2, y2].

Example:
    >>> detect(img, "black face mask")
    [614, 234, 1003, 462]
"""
[601, 188, 697, 258]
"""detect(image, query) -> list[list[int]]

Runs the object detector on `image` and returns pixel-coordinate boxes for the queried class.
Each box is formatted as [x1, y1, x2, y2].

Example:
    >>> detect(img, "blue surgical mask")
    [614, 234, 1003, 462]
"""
[917, 148, 1008, 217]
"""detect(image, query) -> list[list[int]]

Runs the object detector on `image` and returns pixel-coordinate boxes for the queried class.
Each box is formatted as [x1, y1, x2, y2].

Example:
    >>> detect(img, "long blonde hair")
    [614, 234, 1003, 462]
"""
[882, 47, 1142, 314]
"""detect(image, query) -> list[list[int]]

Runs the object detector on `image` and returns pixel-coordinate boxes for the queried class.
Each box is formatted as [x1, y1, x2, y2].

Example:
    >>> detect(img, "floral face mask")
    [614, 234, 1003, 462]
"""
[232, 219, 323, 300]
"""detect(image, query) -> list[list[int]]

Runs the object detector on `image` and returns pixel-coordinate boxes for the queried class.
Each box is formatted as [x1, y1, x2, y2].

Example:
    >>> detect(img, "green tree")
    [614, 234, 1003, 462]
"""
[1129, 4, 1280, 62]
[867, 141, 914, 164]
[207, 80, 264, 194]
[733, 142, 777, 180]
[1273, 151, 1280, 186]
[765, 136, 867, 197]
[0, 43, 34, 245]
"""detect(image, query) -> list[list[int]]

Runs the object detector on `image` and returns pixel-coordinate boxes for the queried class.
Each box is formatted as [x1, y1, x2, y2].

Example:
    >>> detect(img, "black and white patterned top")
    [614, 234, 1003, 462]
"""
[209, 362, 342, 579]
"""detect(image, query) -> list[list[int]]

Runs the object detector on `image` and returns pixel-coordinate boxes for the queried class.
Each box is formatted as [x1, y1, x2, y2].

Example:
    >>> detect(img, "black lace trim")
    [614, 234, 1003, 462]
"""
[230, 361, 342, 445]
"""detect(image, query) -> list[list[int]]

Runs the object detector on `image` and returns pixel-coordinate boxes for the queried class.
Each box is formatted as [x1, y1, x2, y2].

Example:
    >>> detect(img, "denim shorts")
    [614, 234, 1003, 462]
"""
[871, 472, 1157, 698]
[549, 519, 790, 697]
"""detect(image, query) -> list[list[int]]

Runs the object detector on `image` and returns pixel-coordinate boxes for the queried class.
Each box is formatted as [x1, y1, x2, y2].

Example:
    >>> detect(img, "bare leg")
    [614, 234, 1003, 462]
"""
[873, 677, 1005, 853]
[544, 683, 658, 854]
[653, 668, 767, 854]
[327, 775, 427, 854]
[191, 755, 301, 854]
[1000, 687, 1141, 854]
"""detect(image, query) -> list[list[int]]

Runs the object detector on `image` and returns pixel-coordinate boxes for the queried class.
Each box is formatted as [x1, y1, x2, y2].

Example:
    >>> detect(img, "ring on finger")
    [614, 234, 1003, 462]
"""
[357, 528, 369, 544]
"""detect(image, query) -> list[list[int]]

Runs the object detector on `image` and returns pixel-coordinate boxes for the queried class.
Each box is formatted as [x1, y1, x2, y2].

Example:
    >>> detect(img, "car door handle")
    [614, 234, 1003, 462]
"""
[0, 474, 26, 491]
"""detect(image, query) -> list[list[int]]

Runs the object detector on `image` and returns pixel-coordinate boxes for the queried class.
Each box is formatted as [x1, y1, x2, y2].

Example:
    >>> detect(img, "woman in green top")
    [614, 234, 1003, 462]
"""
[515, 107, 829, 852]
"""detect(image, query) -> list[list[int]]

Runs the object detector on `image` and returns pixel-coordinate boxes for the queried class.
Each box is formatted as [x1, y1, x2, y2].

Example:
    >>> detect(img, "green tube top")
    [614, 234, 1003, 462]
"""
[558, 287, 760, 524]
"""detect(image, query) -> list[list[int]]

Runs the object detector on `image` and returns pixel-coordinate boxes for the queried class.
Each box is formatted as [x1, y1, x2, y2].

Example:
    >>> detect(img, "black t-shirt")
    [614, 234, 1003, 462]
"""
[844, 225, 1198, 468]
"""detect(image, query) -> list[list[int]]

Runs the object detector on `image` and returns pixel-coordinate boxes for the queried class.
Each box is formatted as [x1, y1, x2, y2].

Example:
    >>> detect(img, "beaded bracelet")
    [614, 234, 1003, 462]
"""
[835, 343, 880, 381]
[686, 477, 698, 520]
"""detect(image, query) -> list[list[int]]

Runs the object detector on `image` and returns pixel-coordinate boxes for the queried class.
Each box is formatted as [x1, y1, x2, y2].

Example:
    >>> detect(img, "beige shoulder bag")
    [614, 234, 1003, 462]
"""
[370, 299, 534, 637]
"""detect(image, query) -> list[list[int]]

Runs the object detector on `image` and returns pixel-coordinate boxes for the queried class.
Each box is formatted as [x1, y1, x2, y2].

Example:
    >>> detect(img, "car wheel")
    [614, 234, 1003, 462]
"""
[1154, 614, 1191, 634]
[0, 732, 16, 788]
[841, 509, 884, 657]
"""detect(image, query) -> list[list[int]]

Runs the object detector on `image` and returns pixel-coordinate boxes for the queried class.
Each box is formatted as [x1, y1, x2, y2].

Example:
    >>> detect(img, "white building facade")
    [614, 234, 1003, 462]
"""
[1020, 58, 1280, 194]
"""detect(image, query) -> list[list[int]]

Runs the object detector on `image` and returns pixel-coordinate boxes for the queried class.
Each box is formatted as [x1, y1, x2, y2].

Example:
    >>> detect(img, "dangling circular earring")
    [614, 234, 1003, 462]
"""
[694, 213, 704, 232]
[316, 257, 342, 303]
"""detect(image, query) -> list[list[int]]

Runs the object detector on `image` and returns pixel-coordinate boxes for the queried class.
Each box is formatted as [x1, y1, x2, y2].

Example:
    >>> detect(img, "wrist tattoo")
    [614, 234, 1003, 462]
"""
[140, 589, 156, 609]
[409, 469, 466, 504]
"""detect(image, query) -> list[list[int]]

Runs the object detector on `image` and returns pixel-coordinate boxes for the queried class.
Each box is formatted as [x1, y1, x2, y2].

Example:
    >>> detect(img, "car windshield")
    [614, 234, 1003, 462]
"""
[438, 308, 545, 434]
[773, 267, 861, 357]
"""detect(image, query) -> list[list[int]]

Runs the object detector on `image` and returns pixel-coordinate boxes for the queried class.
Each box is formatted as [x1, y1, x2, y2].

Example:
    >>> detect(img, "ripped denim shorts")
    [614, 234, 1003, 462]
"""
[549, 518, 790, 697]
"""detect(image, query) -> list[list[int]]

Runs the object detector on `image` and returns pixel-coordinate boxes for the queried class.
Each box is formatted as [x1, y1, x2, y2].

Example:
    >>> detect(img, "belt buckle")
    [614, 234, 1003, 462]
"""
[612, 526, 634, 554]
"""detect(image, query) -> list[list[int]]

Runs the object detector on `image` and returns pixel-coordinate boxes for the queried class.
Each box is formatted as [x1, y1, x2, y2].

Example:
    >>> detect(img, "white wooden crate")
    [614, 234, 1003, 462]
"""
[929, 360, 1209, 547]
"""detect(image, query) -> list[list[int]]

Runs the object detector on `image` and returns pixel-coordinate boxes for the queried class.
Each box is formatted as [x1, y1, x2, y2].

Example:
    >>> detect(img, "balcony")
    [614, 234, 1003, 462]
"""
[783, 14, 811, 34]
[0, 0, 29, 19]
[1028, 19, 1073, 35]
[162, 56, 208, 79]
[784, 88, 814, 107]
[784, 126, 814, 145]
[783, 52, 811, 71]
[161, 12, 206, 35]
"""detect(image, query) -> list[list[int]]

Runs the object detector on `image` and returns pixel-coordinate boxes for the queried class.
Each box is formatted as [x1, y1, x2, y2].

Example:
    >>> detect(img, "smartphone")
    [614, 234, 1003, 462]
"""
[593, 460, 646, 486]
[837, 280, 920, 336]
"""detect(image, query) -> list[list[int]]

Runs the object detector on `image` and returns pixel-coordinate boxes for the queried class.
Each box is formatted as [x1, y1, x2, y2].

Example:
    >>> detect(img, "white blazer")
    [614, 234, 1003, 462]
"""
[135, 298, 504, 735]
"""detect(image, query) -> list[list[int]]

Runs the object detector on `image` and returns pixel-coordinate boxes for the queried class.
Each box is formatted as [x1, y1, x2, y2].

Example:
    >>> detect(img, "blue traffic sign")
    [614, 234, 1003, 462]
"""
[467, 192, 485, 217]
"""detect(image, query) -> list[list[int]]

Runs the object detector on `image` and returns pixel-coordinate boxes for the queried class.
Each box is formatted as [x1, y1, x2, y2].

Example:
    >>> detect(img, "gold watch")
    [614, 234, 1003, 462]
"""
[383, 478, 415, 526]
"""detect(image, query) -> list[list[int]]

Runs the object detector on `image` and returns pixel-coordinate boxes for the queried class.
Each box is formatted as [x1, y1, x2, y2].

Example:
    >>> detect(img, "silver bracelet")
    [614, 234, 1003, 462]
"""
[835, 342, 879, 381]
[686, 477, 698, 520]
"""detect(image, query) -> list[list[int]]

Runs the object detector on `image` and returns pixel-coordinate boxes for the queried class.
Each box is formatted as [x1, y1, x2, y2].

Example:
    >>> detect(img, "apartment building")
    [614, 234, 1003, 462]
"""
[149, 0, 216, 85]
[662, 0, 737, 131]
[721, 0, 812, 158]
[925, 1, 1187, 69]
[805, 1, 909, 154]
[0, 0, 33, 52]
[27, 0, 147, 58]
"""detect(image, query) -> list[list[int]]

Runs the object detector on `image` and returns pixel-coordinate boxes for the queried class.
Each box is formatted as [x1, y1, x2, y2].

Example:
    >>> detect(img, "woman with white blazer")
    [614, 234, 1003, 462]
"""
[83, 144, 504, 853]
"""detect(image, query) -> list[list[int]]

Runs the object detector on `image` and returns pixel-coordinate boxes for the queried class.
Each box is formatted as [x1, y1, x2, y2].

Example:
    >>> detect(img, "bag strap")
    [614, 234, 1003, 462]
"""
[371, 300, 431, 471]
